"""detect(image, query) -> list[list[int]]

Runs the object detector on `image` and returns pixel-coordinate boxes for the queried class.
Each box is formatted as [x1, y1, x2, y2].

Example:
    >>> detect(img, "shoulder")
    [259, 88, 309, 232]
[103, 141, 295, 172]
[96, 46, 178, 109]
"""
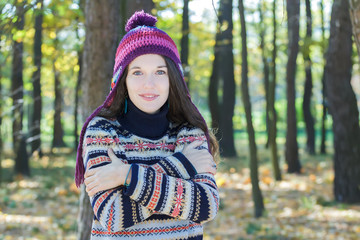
[86, 116, 120, 135]
[172, 122, 206, 138]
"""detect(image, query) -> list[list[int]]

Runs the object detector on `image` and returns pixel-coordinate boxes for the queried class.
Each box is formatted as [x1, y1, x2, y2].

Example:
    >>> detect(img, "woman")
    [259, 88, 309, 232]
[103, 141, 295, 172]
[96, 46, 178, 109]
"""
[75, 11, 219, 240]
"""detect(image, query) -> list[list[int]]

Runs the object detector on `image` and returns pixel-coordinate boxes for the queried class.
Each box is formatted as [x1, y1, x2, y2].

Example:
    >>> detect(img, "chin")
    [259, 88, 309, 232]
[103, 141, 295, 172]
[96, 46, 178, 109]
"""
[139, 106, 160, 114]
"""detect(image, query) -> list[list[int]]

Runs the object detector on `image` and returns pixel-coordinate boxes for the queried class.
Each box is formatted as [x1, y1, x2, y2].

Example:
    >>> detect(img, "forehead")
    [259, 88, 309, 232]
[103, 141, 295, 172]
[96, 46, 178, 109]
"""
[129, 54, 166, 68]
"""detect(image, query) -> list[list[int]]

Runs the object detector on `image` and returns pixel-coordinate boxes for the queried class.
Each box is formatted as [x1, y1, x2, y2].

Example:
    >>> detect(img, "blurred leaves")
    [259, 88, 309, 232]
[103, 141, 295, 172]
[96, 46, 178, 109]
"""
[201, 148, 360, 239]
[0, 148, 359, 239]
[0, 150, 78, 239]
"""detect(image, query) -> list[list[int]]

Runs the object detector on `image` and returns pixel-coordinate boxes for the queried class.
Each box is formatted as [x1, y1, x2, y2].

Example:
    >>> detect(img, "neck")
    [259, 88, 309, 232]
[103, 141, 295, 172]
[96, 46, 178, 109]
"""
[118, 99, 169, 140]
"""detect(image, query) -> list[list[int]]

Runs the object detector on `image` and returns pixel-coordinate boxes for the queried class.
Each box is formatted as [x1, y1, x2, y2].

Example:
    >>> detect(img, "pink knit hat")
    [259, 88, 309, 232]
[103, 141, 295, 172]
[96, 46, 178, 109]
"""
[75, 11, 207, 187]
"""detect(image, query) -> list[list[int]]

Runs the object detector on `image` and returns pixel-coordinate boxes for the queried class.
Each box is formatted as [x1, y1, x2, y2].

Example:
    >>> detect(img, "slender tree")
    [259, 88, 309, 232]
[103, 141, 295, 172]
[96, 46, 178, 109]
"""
[12, 0, 29, 176]
[302, 0, 315, 154]
[0, 31, 3, 183]
[258, 1, 270, 149]
[239, 0, 264, 217]
[216, 0, 236, 157]
[209, 26, 220, 137]
[269, 0, 281, 180]
[320, 0, 327, 154]
[52, 51, 66, 148]
[74, 49, 83, 151]
[74, 0, 85, 151]
[180, 0, 190, 87]
[326, 0, 360, 203]
[285, 0, 301, 173]
[77, 0, 121, 238]
[30, 0, 44, 156]
[12, 0, 25, 151]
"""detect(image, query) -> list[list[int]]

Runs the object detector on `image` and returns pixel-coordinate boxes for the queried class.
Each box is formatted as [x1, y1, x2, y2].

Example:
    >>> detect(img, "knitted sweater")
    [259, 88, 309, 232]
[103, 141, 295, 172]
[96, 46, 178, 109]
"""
[83, 116, 219, 239]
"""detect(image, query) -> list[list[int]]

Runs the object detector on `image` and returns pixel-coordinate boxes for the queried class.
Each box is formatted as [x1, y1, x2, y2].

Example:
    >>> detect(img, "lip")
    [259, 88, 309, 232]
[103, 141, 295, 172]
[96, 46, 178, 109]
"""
[139, 94, 159, 101]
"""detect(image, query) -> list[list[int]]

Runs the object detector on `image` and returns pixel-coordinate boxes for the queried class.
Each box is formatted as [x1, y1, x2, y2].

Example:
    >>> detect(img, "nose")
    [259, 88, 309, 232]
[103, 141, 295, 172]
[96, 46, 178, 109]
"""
[143, 74, 156, 88]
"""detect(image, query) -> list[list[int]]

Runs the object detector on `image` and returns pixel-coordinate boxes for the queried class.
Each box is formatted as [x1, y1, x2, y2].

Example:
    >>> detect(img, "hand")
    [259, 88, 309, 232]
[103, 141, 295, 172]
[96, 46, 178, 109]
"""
[84, 148, 131, 197]
[182, 141, 217, 175]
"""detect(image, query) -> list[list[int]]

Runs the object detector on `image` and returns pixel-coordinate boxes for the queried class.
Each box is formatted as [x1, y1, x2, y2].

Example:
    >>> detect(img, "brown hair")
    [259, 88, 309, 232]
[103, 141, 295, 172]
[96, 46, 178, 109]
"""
[98, 56, 219, 158]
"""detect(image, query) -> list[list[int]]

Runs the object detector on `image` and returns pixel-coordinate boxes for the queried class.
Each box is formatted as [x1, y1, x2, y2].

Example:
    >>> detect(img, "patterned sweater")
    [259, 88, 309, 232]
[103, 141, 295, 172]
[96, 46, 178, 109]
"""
[83, 116, 219, 239]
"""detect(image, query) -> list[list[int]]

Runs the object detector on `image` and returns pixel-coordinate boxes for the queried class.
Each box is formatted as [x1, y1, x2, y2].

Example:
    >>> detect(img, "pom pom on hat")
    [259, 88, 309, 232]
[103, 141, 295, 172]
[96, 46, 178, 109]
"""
[125, 10, 157, 32]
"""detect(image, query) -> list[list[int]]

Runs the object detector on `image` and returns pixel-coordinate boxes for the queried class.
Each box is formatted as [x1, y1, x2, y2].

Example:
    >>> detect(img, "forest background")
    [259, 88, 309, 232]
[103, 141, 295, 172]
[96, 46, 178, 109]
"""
[1, 0, 360, 239]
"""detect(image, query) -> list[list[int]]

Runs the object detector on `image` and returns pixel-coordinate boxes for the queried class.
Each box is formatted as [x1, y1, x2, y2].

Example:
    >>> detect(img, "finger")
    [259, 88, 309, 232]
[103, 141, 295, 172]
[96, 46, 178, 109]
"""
[86, 180, 99, 194]
[85, 169, 95, 178]
[108, 148, 117, 160]
[85, 184, 92, 193]
[212, 163, 217, 175]
[84, 175, 95, 186]
[206, 163, 217, 175]
[86, 182, 95, 193]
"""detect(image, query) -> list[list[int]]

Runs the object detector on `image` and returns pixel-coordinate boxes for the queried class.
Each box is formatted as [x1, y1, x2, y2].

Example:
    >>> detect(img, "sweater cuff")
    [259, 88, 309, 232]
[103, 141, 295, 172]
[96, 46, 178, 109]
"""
[173, 152, 197, 178]
[123, 164, 139, 197]
[123, 165, 159, 208]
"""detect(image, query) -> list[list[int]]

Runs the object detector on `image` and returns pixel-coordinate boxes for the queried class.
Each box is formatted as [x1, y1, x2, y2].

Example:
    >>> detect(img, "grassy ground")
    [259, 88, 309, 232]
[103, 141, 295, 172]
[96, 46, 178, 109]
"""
[0, 134, 359, 239]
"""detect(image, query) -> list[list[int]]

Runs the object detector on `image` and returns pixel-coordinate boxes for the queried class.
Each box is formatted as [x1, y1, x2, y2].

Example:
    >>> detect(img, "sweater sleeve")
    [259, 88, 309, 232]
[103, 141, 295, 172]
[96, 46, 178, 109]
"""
[137, 152, 197, 179]
[123, 127, 219, 224]
[83, 118, 153, 232]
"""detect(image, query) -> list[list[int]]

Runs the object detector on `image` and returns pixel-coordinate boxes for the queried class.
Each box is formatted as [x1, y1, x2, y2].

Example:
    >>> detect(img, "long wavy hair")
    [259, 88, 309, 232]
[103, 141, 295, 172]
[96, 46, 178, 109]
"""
[98, 56, 219, 158]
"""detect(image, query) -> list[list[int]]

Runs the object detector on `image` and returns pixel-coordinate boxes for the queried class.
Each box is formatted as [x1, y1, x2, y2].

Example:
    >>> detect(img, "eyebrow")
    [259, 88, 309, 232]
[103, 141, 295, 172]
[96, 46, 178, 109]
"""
[129, 65, 167, 70]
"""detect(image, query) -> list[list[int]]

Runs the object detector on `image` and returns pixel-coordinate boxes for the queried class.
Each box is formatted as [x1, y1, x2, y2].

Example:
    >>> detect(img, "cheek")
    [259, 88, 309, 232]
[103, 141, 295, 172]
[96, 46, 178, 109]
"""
[126, 78, 138, 93]
[160, 78, 170, 95]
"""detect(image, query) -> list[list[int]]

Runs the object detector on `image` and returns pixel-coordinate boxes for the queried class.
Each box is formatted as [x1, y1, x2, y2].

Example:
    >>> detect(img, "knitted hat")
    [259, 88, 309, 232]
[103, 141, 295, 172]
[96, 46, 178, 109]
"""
[75, 11, 205, 187]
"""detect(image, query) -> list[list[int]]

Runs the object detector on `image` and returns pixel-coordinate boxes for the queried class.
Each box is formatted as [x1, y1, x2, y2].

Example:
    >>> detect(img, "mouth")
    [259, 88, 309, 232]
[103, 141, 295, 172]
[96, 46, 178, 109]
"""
[139, 94, 159, 101]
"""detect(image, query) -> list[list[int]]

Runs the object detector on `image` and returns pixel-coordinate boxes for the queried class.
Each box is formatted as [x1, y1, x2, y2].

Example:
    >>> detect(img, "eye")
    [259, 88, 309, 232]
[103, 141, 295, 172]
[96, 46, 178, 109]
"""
[156, 70, 167, 75]
[133, 71, 142, 76]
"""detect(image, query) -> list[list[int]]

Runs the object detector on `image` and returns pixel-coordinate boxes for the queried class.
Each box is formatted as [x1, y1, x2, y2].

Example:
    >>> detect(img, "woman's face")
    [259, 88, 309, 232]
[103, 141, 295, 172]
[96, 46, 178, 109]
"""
[126, 54, 170, 114]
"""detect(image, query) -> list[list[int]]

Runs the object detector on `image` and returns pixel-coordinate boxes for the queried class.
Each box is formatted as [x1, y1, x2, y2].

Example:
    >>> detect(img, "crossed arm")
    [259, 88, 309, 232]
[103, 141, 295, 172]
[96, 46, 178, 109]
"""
[82, 124, 219, 232]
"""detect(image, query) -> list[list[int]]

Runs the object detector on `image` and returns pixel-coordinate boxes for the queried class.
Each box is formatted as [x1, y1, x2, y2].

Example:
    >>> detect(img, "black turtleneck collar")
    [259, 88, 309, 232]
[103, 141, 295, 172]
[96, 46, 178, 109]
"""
[117, 99, 170, 140]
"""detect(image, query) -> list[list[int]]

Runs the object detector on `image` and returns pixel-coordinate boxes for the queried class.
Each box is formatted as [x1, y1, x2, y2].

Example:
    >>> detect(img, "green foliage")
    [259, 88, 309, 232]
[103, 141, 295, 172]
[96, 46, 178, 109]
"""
[0, 0, 84, 149]
[299, 195, 317, 210]
[0, 0, 350, 159]
[245, 222, 262, 234]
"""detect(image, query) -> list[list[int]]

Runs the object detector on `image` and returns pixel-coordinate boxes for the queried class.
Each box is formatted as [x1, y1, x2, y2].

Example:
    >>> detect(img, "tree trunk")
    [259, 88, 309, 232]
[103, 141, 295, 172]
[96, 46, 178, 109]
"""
[326, 0, 360, 203]
[269, 0, 281, 181]
[126, 0, 154, 17]
[12, 0, 30, 176]
[12, 0, 25, 150]
[74, 50, 82, 152]
[74, 0, 84, 151]
[350, 0, 360, 61]
[217, 0, 236, 157]
[77, 184, 93, 240]
[77, 0, 120, 238]
[15, 136, 30, 176]
[302, 0, 315, 155]
[0, 31, 3, 183]
[239, 0, 264, 218]
[52, 58, 66, 148]
[181, 0, 190, 88]
[320, 0, 327, 154]
[209, 29, 220, 137]
[285, 0, 301, 173]
[120, 0, 127, 38]
[31, 0, 44, 156]
[258, 1, 270, 149]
